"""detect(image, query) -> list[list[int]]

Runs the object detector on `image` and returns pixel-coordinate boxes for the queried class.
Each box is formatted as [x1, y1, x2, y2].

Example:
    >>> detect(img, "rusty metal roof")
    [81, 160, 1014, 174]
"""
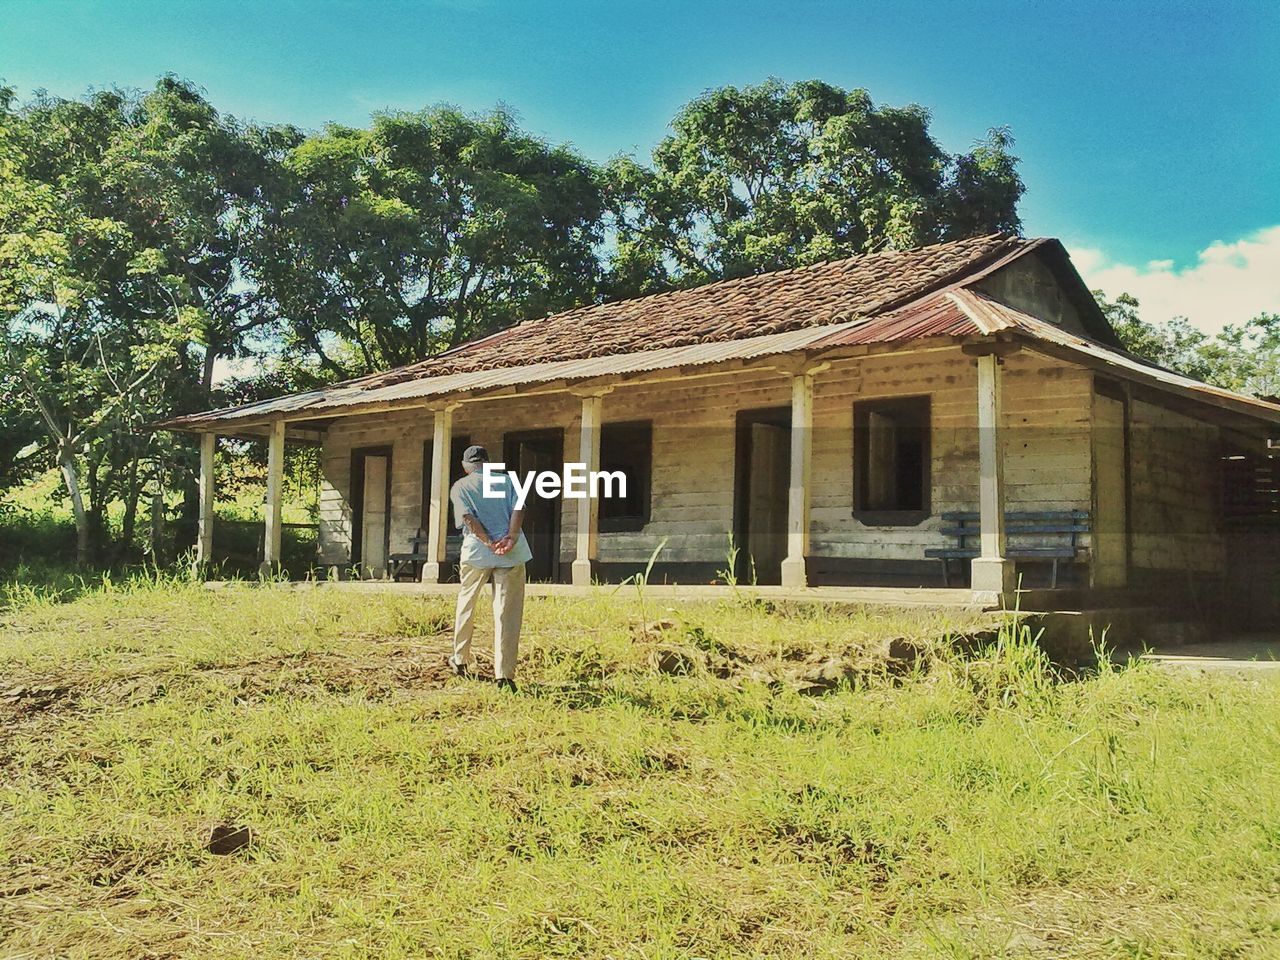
[955, 290, 1280, 424]
[811, 287, 1280, 424]
[808, 290, 984, 347]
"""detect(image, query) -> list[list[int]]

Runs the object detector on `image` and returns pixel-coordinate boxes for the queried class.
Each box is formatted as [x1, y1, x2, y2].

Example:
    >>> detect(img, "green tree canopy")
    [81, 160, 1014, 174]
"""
[255, 108, 605, 379]
[0, 79, 288, 561]
[603, 79, 1024, 294]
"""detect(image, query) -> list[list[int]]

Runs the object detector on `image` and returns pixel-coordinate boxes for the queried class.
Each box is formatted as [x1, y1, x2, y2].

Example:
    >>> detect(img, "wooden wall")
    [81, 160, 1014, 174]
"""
[1127, 396, 1224, 573]
[809, 347, 1094, 564]
[592, 367, 789, 568]
[316, 345, 1106, 578]
[1090, 385, 1128, 586]
[317, 409, 431, 565]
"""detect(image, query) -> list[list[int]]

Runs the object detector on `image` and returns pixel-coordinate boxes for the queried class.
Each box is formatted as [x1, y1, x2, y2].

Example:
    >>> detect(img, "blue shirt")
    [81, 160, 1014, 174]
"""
[449, 470, 533, 568]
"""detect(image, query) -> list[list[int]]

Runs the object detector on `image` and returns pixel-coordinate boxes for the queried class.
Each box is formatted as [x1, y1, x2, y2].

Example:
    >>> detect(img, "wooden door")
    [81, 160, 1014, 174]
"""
[350, 445, 392, 576]
[361, 454, 390, 577]
[734, 408, 791, 585]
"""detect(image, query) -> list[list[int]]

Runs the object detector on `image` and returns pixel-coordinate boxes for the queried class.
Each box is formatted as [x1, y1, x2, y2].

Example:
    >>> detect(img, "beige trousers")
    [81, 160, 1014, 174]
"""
[452, 562, 527, 680]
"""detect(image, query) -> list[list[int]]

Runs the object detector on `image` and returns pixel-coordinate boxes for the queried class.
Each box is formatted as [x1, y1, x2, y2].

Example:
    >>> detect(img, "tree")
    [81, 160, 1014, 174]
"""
[97, 78, 303, 550]
[255, 107, 605, 379]
[603, 79, 1024, 292]
[1097, 290, 1280, 397]
[0, 86, 194, 563]
[105, 77, 300, 402]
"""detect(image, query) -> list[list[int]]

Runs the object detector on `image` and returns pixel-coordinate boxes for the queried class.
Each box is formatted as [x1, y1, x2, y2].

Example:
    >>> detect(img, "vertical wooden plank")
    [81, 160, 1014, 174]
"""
[260, 420, 285, 576]
[572, 393, 604, 586]
[421, 405, 454, 583]
[1092, 384, 1129, 586]
[971, 353, 1012, 594]
[195, 432, 215, 572]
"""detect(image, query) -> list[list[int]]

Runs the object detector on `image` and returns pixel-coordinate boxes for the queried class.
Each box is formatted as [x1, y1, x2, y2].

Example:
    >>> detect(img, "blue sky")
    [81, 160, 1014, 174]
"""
[3, 0, 1278, 328]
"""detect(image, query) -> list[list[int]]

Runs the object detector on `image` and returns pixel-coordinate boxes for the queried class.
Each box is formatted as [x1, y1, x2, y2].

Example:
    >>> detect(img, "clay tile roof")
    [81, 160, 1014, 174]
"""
[349, 232, 1029, 390]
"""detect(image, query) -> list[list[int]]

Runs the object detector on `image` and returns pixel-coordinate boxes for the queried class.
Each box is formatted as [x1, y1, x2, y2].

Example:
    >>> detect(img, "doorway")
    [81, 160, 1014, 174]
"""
[350, 445, 393, 576]
[502, 428, 565, 582]
[734, 407, 791, 585]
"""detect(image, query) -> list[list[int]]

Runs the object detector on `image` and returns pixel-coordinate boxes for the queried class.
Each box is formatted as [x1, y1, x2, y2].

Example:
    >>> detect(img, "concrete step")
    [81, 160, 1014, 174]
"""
[1024, 607, 1206, 665]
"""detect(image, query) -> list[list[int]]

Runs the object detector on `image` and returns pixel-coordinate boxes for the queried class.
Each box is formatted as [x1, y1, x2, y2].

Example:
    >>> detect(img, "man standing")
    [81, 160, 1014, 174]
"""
[448, 444, 531, 691]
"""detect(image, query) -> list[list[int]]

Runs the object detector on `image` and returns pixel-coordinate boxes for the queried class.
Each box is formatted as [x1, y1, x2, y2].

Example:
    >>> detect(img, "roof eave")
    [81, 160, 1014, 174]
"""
[1010, 330, 1280, 428]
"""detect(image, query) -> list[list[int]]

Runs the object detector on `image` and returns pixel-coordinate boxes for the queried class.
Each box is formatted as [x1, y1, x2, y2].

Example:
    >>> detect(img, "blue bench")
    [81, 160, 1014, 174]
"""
[925, 510, 1091, 588]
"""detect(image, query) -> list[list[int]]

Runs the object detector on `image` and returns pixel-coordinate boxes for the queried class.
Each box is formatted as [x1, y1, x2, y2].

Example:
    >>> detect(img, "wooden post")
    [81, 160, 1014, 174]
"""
[195, 433, 215, 573]
[260, 420, 285, 577]
[572, 391, 607, 586]
[421, 404, 456, 583]
[780, 364, 826, 589]
[971, 353, 1013, 596]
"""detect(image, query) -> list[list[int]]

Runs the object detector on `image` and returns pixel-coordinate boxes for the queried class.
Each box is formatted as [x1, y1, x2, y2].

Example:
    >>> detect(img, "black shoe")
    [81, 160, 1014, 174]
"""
[495, 678, 517, 693]
[449, 658, 474, 679]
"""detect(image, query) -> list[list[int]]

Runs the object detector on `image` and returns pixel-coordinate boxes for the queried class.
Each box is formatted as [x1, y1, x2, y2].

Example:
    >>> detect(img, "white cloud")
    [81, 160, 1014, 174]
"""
[1067, 226, 1280, 333]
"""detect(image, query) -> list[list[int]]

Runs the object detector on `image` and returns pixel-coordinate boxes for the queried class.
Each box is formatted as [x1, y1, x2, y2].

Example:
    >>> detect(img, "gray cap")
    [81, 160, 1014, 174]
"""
[462, 444, 489, 463]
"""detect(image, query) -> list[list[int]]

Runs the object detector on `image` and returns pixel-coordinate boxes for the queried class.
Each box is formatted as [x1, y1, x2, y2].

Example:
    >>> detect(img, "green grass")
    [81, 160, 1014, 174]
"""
[2, 580, 1278, 958]
[1, 470, 318, 585]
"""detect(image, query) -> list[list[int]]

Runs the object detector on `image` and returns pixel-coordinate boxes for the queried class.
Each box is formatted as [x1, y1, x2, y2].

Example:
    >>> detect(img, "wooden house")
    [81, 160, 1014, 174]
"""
[160, 235, 1280, 615]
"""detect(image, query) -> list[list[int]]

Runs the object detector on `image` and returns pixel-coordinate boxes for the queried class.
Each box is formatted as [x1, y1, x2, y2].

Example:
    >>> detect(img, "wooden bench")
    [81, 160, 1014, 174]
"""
[925, 510, 1091, 588]
[388, 531, 430, 582]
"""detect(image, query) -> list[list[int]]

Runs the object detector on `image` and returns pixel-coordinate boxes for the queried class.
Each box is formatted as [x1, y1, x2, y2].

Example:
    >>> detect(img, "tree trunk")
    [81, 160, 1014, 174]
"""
[149, 459, 166, 561]
[201, 339, 220, 399]
[117, 458, 141, 564]
[57, 446, 91, 567]
[86, 459, 106, 565]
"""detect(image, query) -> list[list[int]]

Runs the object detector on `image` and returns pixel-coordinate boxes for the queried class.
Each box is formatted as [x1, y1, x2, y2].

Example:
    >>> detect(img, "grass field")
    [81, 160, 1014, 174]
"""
[2, 578, 1279, 958]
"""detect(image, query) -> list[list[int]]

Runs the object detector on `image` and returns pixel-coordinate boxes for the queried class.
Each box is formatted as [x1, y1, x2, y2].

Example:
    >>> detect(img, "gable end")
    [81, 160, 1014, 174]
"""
[973, 241, 1121, 347]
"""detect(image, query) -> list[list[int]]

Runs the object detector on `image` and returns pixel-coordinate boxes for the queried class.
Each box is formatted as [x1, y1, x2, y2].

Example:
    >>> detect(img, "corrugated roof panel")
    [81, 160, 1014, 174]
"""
[162, 319, 870, 427]
[809, 292, 981, 347]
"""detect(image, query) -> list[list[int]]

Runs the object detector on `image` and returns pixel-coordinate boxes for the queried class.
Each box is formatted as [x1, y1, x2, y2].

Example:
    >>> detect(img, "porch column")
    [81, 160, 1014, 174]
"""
[971, 353, 1014, 595]
[572, 389, 610, 586]
[421, 404, 457, 583]
[195, 432, 216, 572]
[259, 420, 285, 577]
[780, 364, 827, 589]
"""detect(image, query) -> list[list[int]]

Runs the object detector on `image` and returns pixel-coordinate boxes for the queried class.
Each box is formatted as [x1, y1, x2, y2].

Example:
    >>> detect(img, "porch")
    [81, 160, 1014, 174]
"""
[192, 339, 1097, 604]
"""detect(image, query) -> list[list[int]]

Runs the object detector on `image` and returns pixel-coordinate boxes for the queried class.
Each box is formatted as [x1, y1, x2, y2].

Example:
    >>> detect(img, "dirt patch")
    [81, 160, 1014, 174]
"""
[1, 682, 74, 720]
[191, 639, 458, 703]
[642, 636, 915, 694]
[0, 638, 462, 752]
[625, 616, 982, 694]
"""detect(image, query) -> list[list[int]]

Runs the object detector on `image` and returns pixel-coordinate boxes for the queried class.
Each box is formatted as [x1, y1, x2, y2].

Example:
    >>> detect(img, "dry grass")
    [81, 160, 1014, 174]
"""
[2, 579, 1279, 958]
